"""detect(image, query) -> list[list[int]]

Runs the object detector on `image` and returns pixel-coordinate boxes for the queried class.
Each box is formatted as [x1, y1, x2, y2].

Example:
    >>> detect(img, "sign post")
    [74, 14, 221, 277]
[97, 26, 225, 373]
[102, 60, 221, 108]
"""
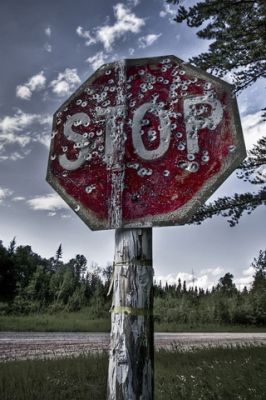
[47, 55, 246, 400]
[108, 228, 153, 399]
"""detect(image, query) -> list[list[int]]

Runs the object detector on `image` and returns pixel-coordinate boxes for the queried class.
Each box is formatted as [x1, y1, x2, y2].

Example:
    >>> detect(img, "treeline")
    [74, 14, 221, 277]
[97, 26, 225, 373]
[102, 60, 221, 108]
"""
[0, 238, 265, 326]
[0, 239, 112, 317]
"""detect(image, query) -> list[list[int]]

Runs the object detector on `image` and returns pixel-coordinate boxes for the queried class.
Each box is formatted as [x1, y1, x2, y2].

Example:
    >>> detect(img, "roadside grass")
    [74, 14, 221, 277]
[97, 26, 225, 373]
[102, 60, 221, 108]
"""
[0, 311, 265, 332]
[156, 345, 266, 400]
[1, 346, 266, 400]
[0, 352, 108, 400]
[154, 322, 266, 333]
[0, 309, 110, 332]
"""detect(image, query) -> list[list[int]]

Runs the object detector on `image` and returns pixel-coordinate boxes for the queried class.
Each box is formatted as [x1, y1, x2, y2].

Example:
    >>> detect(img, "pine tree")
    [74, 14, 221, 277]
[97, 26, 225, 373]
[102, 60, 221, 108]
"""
[167, 0, 266, 96]
[8, 237, 16, 255]
[251, 249, 266, 292]
[188, 133, 266, 226]
[166, 0, 266, 225]
[55, 244, 63, 263]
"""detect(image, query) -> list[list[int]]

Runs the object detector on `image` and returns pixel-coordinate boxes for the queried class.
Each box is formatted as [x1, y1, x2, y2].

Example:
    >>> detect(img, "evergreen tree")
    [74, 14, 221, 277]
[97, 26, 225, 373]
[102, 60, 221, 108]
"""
[55, 244, 63, 263]
[251, 249, 266, 292]
[167, 0, 266, 96]
[189, 137, 266, 226]
[0, 241, 16, 301]
[176, 278, 182, 296]
[250, 249, 266, 324]
[166, 0, 266, 225]
[8, 237, 16, 255]
[217, 273, 237, 296]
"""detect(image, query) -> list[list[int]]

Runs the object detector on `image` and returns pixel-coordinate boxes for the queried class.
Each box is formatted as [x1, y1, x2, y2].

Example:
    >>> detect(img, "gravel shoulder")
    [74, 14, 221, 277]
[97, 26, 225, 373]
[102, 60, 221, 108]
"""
[1, 332, 266, 362]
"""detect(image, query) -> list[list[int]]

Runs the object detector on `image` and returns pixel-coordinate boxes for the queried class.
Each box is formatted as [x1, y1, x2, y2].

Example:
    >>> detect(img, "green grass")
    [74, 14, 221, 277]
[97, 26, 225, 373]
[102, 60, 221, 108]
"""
[0, 310, 111, 332]
[0, 346, 266, 399]
[155, 345, 266, 400]
[0, 353, 108, 400]
[0, 312, 265, 332]
[154, 322, 266, 333]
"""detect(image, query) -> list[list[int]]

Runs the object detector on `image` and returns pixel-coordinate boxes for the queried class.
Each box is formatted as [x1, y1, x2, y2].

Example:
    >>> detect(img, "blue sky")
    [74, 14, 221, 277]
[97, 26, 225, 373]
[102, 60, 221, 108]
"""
[0, 0, 265, 290]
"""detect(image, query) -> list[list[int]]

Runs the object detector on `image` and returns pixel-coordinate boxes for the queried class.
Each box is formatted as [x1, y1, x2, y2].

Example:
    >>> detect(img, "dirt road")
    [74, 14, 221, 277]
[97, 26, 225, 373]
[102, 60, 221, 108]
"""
[0, 332, 265, 362]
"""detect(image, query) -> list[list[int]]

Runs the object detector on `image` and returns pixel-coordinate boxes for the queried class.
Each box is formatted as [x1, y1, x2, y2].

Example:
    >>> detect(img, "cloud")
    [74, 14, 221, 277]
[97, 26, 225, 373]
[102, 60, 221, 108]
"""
[44, 43, 52, 53]
[0, 187, 13, 204]
[45, 26, 51, 37]
[200, 266, 224, 276]
[76, 26, 97, 46]
[235, 267, 254, 290]
[155, 268, 222, 291]
[16, 71, 46, 100]
[126, 0, 140, 6]
[86, 51, 108, 70]
[61, 213, 71, 219]
[138, 33, 161, 48]
[0, 109, 51, 160]
[77, 3, 145, 51]
[155, 272, 193, 287]
[155, 264, 255, 291]
[128, 47, 135, 55]
[0, 110, 39, 143]
[159, 3, 176, 23]
[12, 196, 26, 202]
[241, 110, 266, 150]
[27, 193, 68, 212]
[16, 86, 32, 100]
[49, 68, 81, 96]
[98, 3, 145, 50]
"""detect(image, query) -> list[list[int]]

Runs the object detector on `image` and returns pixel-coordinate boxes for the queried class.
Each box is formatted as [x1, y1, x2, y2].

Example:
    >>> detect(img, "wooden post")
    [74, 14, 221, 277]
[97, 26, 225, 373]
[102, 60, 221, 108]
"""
[107, 228, 154, 400]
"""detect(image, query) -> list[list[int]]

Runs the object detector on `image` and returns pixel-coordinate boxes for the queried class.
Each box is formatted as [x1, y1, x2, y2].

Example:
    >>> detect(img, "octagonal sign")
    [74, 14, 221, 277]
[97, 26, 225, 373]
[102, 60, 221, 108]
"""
[47, 55, 246, 230]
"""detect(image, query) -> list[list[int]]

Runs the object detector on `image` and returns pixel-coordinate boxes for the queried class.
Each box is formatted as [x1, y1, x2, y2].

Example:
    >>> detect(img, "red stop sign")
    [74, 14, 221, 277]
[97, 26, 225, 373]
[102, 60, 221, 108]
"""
[47, 55, 246, 230]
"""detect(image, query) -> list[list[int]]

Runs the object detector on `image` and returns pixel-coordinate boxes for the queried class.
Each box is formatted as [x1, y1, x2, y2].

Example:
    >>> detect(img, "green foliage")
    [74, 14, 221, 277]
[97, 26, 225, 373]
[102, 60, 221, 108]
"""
[166, 0, 266, 226]
[168, 0, 266, 93]
[0, 238, 265, 328]
[154, 264, 266, 327]
[0, 240, 16, 301]
[0, 240, 108, 316]
[0, 312, 111, 332]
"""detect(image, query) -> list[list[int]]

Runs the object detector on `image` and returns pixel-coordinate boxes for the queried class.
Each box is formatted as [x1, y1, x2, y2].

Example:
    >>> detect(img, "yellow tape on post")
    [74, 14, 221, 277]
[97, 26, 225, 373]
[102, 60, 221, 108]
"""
[110, 306, 152, 316]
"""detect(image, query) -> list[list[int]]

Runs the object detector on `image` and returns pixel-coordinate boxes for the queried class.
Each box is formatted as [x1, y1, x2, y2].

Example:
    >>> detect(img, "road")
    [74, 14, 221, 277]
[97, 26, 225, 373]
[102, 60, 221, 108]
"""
[0, 332, 265, 362]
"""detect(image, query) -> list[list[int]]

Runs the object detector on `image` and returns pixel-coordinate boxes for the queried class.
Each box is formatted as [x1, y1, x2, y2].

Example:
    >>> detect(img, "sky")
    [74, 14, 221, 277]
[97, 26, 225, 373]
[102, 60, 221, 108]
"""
[0, 0, 265, 290]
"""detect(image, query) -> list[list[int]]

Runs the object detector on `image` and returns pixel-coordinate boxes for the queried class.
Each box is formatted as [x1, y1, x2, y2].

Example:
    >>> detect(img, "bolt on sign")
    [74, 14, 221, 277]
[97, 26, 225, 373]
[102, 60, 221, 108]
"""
[47, 55, 246, 230]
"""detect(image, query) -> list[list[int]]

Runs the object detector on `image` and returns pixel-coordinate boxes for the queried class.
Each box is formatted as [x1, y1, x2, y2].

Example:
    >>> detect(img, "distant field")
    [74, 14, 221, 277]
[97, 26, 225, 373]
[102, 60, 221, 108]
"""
[0, 311, 265, 333]
[1, 346, 266, 400]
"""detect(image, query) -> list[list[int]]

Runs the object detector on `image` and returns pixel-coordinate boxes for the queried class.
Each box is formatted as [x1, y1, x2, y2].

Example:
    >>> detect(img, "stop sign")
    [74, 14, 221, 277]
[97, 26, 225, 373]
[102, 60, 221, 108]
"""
[47, 55, 246, 230]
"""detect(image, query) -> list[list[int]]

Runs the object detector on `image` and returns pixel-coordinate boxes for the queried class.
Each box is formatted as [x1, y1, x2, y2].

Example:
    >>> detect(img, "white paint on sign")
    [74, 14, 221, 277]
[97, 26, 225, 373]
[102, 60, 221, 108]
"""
[132, 102, 171, 160]
[183, 95, 223, 154]
[59, 113, 90, 170]
[59, 96, 223, 174]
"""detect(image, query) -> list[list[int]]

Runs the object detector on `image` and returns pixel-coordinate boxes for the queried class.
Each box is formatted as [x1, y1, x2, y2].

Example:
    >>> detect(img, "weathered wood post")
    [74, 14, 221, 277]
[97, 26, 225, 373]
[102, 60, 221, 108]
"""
[107, 228, 154, 400]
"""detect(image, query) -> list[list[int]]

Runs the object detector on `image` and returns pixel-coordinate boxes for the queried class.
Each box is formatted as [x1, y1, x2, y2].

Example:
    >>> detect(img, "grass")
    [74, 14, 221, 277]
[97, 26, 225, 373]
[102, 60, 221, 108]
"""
[155, 345, 266, 400]
[0, 309, 110, 332]
[0, 311, 265, 332]
[0, 353, 108, 400]
[0, 346, 266, 399]
[154, 322, 266, 333]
